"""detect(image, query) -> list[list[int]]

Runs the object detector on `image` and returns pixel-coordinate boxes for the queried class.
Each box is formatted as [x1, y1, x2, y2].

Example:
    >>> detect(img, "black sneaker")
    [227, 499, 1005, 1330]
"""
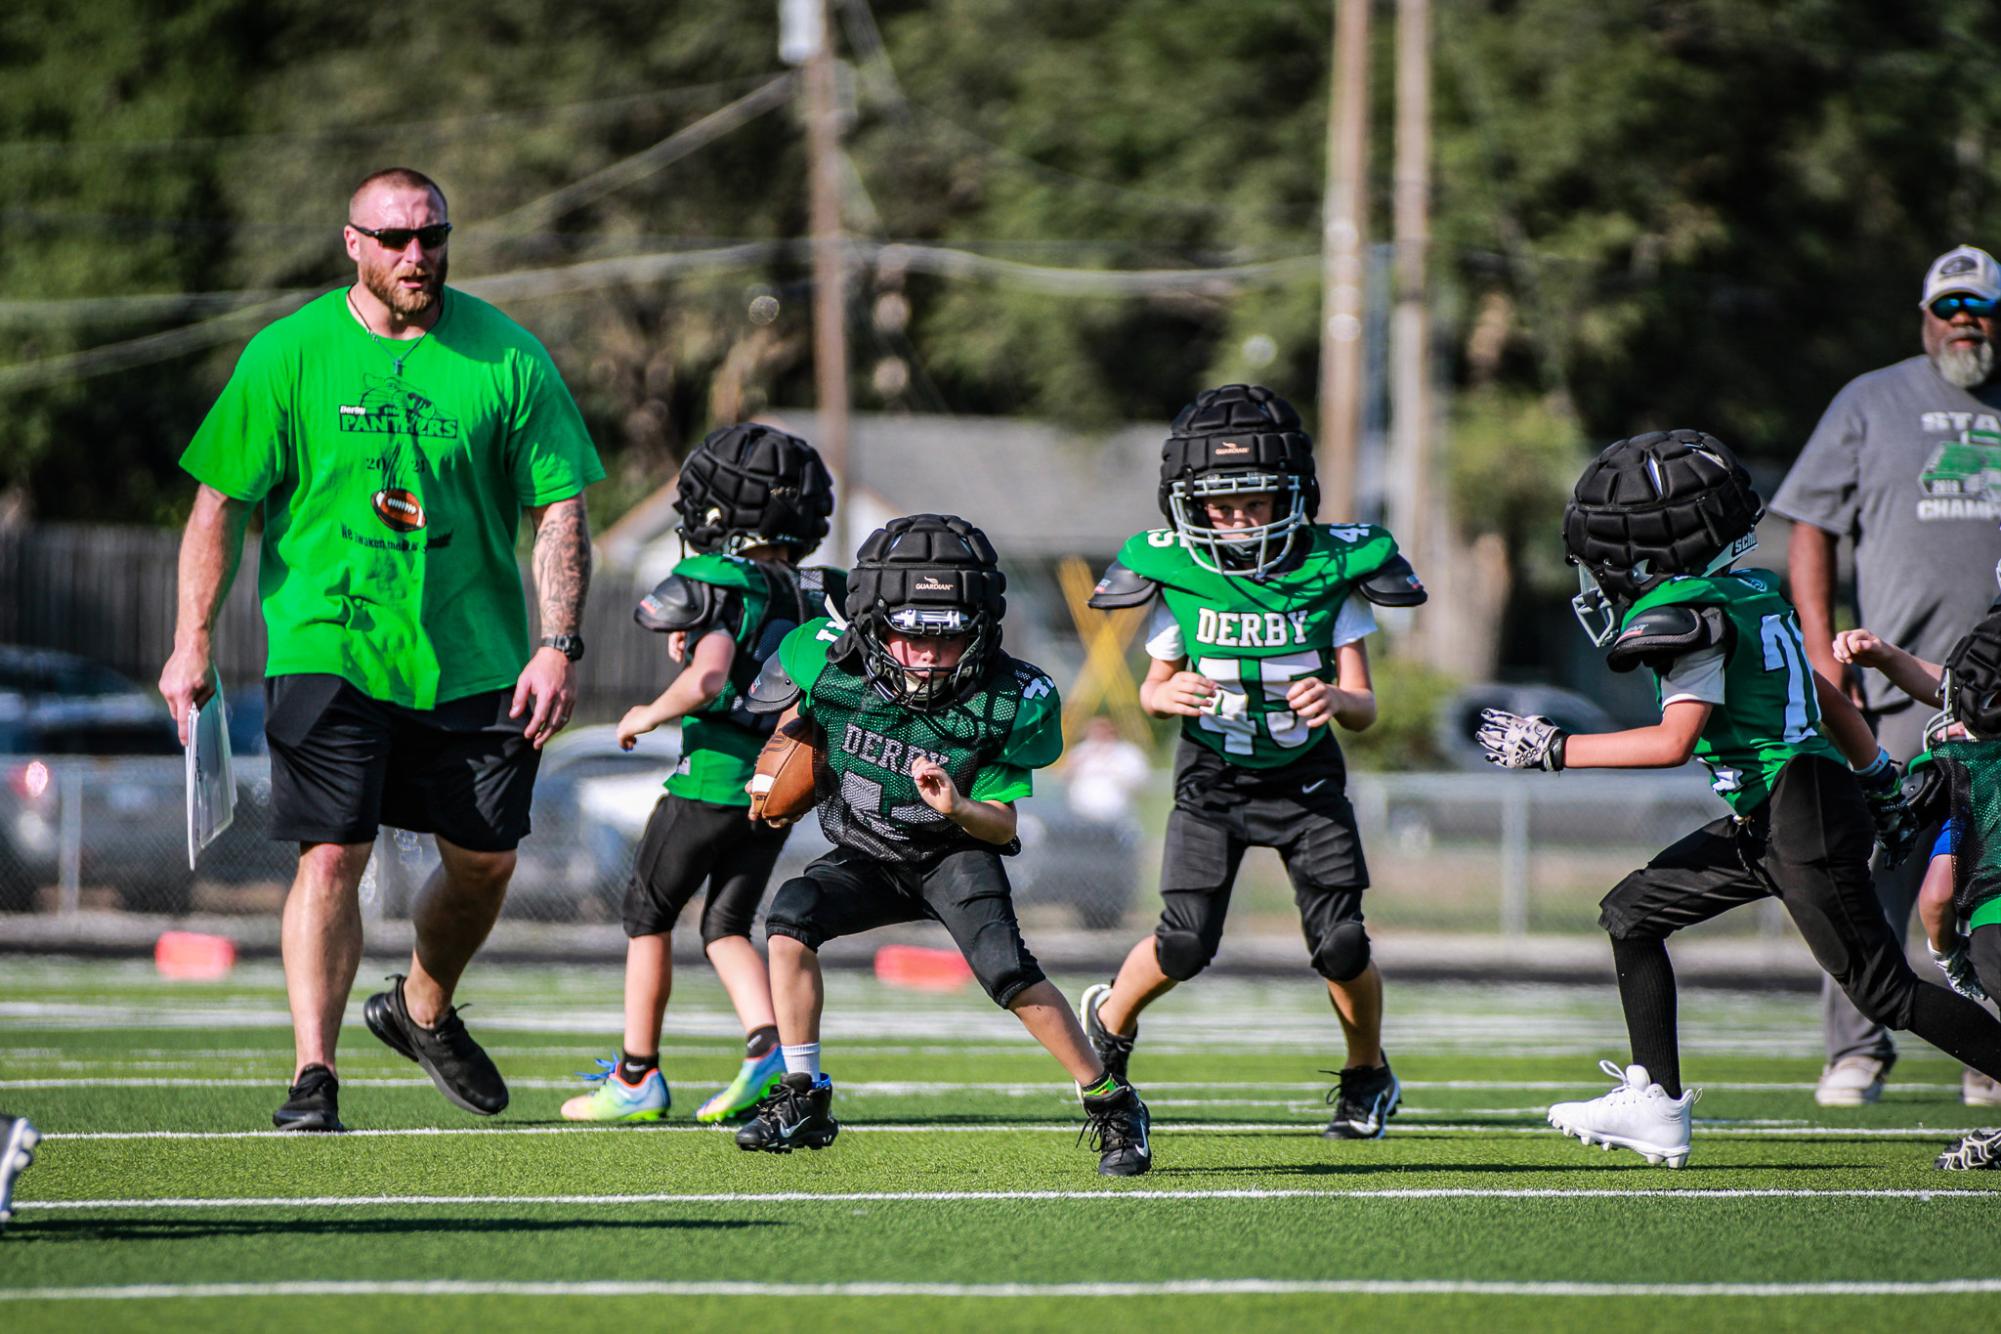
[364, 974, 508, 1116]
[0, 1114, 39, 1232]
[1936, 1128, 2001, 1170]
[1322, 1057, 1401, 1139]
[1079, 982, 1136, 1084]
[1081, 1081, 1151, 1177]
[735, 1072, 840, 1153]
[272, 1064, 345, 1133]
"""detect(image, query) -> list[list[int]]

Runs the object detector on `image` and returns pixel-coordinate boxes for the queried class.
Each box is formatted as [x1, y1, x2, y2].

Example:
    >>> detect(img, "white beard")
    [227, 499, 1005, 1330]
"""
[1935, 338, 1995, 389]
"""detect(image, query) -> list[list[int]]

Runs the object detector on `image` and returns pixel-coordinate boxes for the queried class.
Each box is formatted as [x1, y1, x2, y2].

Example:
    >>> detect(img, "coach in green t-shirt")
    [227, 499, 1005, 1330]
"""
[158, 167, 604, 1134]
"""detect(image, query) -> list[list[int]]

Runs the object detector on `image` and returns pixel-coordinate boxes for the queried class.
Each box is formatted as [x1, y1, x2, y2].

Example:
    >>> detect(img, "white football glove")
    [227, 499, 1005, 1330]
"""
[1929, 940, 1988, 1003]
[1476, 708, 1567, 772]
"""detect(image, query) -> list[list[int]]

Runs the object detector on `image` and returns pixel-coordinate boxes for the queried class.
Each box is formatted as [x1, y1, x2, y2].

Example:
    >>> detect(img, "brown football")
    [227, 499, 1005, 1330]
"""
[748, 716, 819, 824]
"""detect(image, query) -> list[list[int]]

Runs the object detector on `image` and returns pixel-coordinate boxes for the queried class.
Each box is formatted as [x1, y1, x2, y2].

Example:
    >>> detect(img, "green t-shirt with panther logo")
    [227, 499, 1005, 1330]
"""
[1625, 568, 1843, 814]
[776, 617, 1063, 863]
[180, 287, 604, 710]
[663, 554, 846, 808]
[1115, 522, 1404, 769]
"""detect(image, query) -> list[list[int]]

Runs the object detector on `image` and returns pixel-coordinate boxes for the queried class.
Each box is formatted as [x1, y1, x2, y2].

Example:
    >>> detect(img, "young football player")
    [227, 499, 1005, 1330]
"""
[735, 513, 1153, 1176]
[1478, 428, 2001, 1169]
[1077, 384, 1428, 1139]
[1831, 617, 2001, 1005]
[560, 424, 842, 1125]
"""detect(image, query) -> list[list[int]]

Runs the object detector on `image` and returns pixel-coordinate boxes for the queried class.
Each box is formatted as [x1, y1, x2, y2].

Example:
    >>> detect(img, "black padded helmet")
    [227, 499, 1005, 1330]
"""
[840, 514, 1006, 710]
[674, 423, 834, 557]
[1158, 384, 1319, 578]
[1943, 612, 2001, 737]
[1562, 429, 1763, 646]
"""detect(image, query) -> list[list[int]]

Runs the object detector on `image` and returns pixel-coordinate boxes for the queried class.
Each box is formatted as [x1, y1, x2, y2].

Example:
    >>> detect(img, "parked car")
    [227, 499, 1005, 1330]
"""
[0, 647, 298, 914]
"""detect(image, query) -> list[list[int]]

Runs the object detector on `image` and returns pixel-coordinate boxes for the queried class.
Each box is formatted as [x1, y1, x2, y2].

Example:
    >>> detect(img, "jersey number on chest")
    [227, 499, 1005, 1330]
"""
[1194, 650, 1321, 755]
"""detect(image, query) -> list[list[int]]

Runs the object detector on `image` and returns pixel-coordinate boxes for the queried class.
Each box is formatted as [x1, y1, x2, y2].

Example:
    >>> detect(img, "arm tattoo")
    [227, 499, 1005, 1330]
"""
[531, 497, 592, 636]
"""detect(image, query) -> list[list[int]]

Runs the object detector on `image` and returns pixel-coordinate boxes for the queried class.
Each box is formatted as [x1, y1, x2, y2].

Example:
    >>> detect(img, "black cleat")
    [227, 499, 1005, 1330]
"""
[735, 1072, 840, 1153]
[1079, 982, 1136, 1084]
[272, 1064, 345, 1133]
[1936, 1128, 2001, 1170]
[1081, 1081, 1152, 1177]
[364, 973, 508, 1116]
[1322, 1057, 1401, 1139]
[0, 1114, 40, 1232]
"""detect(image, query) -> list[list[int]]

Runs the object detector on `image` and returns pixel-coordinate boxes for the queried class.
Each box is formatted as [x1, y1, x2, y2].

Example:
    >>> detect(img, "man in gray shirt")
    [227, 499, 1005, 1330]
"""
[1772, 243, 2001, 1109]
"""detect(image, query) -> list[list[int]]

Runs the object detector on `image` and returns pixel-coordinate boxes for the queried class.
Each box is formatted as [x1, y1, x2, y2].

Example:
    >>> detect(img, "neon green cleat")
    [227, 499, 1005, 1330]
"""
[696, 1046, 786, 1123]
[560, 1057, 670, 1122]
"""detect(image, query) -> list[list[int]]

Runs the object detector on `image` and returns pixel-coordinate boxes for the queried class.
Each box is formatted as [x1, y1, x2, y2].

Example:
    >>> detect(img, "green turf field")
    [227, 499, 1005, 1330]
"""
[2, 956, 1998, 1331]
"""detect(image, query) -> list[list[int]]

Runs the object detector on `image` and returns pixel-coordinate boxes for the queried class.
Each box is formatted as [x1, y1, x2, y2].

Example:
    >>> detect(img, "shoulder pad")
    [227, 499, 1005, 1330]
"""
[634, 574, 719, 634]
[745, 654, 801, 714]
[1088, 558, 1159, 610]
[1356, 552, 1428, 607]
[1606, 604, 1727, 674]
[1904, 752, 1949, 828]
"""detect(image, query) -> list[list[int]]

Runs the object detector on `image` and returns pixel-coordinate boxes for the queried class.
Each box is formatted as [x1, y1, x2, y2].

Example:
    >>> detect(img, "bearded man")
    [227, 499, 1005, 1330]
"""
[1773, 243, 2001, 1110]
[159, 167, 603, 1132]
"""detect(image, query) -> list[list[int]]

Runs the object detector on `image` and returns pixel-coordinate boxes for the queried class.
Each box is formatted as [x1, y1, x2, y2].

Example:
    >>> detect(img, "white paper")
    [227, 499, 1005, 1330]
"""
[185, 685, 236, 869]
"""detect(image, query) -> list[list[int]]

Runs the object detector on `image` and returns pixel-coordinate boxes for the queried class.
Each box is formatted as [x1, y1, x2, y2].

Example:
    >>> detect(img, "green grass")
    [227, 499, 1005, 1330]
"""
[2, 957, 1998, 1332]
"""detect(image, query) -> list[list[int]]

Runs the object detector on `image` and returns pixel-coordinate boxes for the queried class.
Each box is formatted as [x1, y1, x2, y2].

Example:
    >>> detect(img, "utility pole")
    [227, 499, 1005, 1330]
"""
[784, 0, 851, 561]
[1390, 0, 1434, 657]
[1318, 0, 1370, 520]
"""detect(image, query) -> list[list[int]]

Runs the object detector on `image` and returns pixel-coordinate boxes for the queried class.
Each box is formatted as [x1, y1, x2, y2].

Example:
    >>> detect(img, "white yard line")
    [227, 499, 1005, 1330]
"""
[41, 1119, 2000, 1142]
[15, 1185, 2001, 1213]
[5, 1278, 2001, 1302]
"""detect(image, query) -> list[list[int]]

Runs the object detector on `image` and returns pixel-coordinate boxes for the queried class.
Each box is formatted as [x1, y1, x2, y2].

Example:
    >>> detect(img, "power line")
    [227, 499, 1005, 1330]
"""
[475, 74, 797, 235]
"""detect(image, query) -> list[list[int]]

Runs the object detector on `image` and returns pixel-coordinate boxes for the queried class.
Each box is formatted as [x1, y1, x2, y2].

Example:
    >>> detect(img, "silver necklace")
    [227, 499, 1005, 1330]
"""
[346, 288, 432, 377]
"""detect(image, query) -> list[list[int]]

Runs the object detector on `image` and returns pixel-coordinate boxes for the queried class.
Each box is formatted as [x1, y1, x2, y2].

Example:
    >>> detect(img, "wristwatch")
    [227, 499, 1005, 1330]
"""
[540, 634, 586, 662]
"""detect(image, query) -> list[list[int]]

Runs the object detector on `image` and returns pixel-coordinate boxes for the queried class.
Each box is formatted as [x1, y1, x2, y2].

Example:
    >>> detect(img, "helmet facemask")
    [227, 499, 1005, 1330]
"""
[1167, 469, 1307, 578]
[860, 604, 994, 710]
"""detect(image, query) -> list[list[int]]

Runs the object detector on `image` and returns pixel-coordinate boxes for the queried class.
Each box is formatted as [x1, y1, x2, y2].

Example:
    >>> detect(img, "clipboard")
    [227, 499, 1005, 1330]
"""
[185, 685, 236, 869]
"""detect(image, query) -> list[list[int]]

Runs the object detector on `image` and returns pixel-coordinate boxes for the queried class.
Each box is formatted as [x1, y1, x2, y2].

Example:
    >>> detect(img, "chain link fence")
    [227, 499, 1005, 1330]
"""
[2, 750, 1755, 941]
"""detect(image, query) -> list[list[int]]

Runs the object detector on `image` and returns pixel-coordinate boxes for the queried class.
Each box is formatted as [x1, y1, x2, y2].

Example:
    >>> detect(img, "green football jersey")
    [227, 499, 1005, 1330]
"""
[1625, 568, 1842, 814]
[776, 617, 1063, 863]
[664, 555, 846, 808]
[1116, 523, 1404, 769]
[1929, 738, 2001, 929]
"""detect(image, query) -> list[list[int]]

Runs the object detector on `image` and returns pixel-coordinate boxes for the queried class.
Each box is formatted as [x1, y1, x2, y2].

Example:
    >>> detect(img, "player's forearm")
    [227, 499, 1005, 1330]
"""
[1788, 522, 1842, 682]
[948, 797, 1018, 844]
[1813, 672, 1881, 768]
[1331, 687, 1376, 732]
[1562, 725, 1696, 769]
[529, 495, 592, 637]
[642, 668, 727, 727]
[173, 485, 250, 649]
[1918, 858, 1957, 953]
[1873, 645, 1945, 709]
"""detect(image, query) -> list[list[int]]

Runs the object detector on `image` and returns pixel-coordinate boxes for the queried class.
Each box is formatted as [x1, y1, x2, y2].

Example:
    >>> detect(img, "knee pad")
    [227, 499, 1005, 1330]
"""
[1154, 928, 1214, 982]
[1310, 920, 1371, 982]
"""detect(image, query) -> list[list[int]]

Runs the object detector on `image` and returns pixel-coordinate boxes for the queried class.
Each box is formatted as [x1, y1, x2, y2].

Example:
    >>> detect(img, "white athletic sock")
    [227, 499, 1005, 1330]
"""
[781, 1042, 821, 1079]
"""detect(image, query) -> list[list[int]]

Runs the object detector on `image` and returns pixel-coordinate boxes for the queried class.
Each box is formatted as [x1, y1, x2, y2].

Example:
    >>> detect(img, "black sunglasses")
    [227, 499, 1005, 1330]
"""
[1929, 293, 1999, 320]
[348, 221, 453, 250]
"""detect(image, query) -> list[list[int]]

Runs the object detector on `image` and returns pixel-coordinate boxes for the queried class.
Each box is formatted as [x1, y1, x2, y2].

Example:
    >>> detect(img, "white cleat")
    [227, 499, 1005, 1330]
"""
[1547, 1059, 1697, 1168]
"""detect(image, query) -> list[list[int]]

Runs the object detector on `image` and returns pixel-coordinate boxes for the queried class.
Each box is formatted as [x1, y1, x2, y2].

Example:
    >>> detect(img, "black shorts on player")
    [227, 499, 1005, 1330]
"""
[764, 846, 1047, 1008]
[264, 674, 539, 849]
[622, 793, 791, 940]
[1153, 739, 1372, 984]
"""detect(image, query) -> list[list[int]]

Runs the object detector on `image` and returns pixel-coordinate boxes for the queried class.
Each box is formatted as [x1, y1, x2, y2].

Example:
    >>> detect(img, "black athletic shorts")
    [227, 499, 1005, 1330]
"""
[264, 674, 539, 851]
[1596, 755, 1925, 1024]
[622, 792, 791, 941]
[1165, 737, 1369, 892]
[764, 845, 1047, 1007]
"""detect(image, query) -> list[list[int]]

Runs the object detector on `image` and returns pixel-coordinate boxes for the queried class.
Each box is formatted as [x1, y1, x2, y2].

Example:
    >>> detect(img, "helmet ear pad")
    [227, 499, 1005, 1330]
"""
[840, 514, 1006, 709]
[1561, 428, 1764, 611]
[674, 423, 835, 555]
[1944, 611, 2001, 736]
